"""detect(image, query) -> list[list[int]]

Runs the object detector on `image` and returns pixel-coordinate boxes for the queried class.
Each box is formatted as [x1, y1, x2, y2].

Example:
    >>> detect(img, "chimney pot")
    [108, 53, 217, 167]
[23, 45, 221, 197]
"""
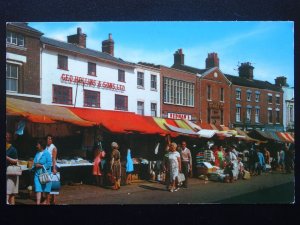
[173, 49, 184, 65]
[77, 27, 82, 34]
[206, 52, 219, 68]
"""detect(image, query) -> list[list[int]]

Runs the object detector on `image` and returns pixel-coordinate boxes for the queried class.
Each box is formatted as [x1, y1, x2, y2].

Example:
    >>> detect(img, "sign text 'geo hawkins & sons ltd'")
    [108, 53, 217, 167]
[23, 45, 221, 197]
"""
[61, 74, 125, 92]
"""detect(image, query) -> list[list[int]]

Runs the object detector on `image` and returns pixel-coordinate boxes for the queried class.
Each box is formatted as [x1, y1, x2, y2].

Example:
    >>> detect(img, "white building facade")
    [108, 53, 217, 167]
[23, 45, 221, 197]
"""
[40, 29, 160, 116]
[282, 86, 294, 131]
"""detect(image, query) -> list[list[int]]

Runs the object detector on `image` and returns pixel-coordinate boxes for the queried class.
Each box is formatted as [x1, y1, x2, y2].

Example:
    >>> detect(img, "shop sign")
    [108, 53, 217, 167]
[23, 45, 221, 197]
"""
[167, 113, 192, 120]
[208, 101, 224, 109]
[61, 74, 125, 92]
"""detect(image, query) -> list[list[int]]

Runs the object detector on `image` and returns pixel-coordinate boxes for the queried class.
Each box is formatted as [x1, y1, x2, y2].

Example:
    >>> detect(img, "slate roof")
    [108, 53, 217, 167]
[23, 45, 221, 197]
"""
[138, 62, 161, 69]
[7, 22, 43, 35]
[41, 36, 134, 67]
[225, 74, 282, 92]
[171, 64, 209, 74]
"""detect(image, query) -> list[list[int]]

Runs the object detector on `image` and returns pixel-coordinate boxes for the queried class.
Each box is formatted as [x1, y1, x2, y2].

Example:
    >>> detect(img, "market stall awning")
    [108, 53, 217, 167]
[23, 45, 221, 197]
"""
[285, 132, 295, 142]
[276, 132, 294, 143]
[152, 118, 198, 136]
[248, 130, 279, 142]
[235, 128, 263, 143]
[6, 97, 93, 127]
[197, 129, 217, 138]
[67, 107, 167, 135]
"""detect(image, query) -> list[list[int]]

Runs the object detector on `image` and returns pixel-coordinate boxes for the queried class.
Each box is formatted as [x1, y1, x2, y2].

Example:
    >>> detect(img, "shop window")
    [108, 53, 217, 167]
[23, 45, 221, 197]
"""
[236, 90, 241, 100]
[118, 69, 125, 82]
[6, 31, 24, 47]
[58, 54, 68, 70]
[255, 109, 260, 123]
[220, 88, 224, 102]
[137, 72, 144, 88]
[53, 85, 72, 105]
[84, 90, 100, 108]
[151, 103, 157, 117]
[6, 63, 18, 92]
[115, 94, 128, 111]
[236, 107, 241, 122]
[88, 62, 96, 76]
[151, 74, 157, 90]
[137, 101, 144, 115]
[268, 110, 273, 123]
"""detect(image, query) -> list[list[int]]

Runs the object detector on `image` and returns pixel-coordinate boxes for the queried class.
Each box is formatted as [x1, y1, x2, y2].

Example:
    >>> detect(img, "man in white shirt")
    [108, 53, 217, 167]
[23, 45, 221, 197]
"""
[180, 141, 192, 188]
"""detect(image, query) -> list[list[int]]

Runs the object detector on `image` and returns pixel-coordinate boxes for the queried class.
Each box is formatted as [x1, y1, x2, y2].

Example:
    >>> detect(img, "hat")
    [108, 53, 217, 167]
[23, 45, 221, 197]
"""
[111, 142, 118, 148]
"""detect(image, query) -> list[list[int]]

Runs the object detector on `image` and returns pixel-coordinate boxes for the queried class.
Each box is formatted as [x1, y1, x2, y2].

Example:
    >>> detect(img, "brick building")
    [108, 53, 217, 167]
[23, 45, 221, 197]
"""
[6, 22, 43, 103]
[172, 50, 231, 126]
[225, 62, 284, 131]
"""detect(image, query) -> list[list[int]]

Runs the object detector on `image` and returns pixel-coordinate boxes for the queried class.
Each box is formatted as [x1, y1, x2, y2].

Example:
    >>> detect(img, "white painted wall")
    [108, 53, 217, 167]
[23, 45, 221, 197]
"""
[41, 49, 160, 116]
[282, 86, 294, 131]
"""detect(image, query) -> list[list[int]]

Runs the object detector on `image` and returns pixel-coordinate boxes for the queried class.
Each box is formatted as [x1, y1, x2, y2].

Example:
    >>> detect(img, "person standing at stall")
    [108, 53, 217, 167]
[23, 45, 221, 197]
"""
[111, 142, 121, 190]
[45, 134, 58, 204]
[32, 140, 52, 205]
[6, 131, 19, 205]
[125, 147, 134, 185]
[168, 142, 181, 192]
[93, 144, 106, 187]
[180, 141, 192, 188]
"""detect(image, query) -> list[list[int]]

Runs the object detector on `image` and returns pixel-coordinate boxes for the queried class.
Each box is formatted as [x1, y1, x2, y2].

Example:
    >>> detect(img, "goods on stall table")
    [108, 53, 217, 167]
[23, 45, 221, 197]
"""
[197, 162, 214, 175]
[196, 151, 205, 165]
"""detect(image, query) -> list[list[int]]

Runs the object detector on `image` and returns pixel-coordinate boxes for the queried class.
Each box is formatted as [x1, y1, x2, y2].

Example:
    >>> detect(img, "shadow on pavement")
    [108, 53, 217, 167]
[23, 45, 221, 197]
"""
[138, 185, 165, 191]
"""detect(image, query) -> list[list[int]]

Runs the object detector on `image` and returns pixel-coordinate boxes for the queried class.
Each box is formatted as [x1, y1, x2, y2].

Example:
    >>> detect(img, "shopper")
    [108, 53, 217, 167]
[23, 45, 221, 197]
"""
[110, 142, 121, 190]
[279, 147, 285, 172]
[263, 147, 271, 165]
[93, 144, 106, 187]
[32, 139, 52, 205]
[180, 141, 192, 188]
[45, 134, 58, 204]
[168, 142, 181, 192]
[6, 131, 19, 205]
[284, 146, 293, 174]
[126, 147, 134, 185]
[224, 147, 238, 182]
[256, 149, 265, 175]
[249, 145, 259, 176]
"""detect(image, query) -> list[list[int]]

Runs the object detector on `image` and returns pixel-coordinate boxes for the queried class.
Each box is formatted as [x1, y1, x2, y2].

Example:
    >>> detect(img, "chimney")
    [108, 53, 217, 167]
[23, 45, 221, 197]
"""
[174, 49, 184, 65]
[238, 62, 254, 80]
[102, 33, 114, 56]
[275, 76, 289, 87]
[205, 52, 219, 69]
[67, 27, 87, 48]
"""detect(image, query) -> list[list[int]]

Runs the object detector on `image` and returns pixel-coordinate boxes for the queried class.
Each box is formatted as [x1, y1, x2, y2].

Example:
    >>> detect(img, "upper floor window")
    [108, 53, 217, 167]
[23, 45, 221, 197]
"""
[236, 107, 241, 122]
[220, 109, 224, 125]
[268, 95, 273, 104]
[88, 62, 96, 76]
[6, 63, 18, 92]
[207, 85, 211, 100]
[115, 94, 128, 111]
[151, 103, 157, 117]
[118, 69, 125, 82]
[220, 88, 224, 102]
[255, 109, 260, 123]
[246, 108, 251, 122]
[247, 92, 251, 101]
[268, 109, 273, 123]
[58, 54, 68, 70]
[276, 96, 280, 104]
[137, 101, 144, 115]
[151, 74, 157, 90]
[255, 93, 260, 102]
[6, 31, 24, 47]
[84, 90, 100, 108]
[53, 84, 72, 105]
[276, 111, 280, 123]
[236, 90, 241, 100]
[137, 72, 144, 88]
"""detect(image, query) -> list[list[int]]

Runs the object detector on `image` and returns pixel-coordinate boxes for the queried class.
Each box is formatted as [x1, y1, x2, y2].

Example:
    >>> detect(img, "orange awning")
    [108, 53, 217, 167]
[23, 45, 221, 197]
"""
[6, 97, 93, 127]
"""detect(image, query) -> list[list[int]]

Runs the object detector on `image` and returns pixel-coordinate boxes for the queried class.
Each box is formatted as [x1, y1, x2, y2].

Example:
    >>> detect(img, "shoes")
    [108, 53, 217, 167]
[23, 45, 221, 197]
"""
[174, 187, 180, 192]
[169, 188, 174, 192]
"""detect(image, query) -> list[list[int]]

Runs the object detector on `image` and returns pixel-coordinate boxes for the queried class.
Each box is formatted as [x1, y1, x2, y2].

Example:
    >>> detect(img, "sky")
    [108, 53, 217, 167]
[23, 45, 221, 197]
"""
[29, 22, 294, 86]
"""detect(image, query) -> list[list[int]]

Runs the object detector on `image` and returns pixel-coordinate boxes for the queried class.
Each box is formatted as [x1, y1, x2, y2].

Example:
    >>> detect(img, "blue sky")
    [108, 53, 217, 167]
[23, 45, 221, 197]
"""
[29, 22, 294, 86]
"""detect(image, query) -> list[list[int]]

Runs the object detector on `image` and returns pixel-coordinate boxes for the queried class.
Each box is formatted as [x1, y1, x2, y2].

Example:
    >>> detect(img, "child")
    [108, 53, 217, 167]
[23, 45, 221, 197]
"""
[93, 145, 106, 187]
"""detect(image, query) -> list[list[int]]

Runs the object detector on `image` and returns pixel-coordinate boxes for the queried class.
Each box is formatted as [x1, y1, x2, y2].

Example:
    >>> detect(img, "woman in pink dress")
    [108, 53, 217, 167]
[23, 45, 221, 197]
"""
[93, 145, 106, 187]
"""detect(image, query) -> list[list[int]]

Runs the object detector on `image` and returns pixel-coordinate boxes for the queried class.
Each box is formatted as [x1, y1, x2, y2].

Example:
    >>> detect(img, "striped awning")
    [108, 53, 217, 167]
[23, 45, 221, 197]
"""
[152, 118, 198, 136]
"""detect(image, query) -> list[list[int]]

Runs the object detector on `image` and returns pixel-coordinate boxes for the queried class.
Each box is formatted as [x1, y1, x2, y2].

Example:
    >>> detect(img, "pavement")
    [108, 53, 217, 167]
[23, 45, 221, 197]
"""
[15, 171, 294, 205]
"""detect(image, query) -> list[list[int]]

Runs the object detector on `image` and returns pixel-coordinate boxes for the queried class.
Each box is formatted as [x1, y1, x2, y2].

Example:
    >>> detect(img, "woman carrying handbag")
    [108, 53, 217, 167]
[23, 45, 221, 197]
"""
[31, 140, 52, 205]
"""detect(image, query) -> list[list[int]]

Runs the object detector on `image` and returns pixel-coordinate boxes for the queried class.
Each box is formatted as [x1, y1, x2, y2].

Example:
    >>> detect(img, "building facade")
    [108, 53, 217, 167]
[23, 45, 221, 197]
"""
[40, 28, 160, 116]
[225, 63, 284, 131]
[6, 22, 43, 103]
[275, 76, 294, 131]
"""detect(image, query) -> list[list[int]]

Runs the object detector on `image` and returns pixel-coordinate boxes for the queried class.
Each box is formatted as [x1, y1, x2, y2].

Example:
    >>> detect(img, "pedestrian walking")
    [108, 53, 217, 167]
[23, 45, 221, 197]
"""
[110, 142, 121, 190]
[93, 143, 106, 187]
[256, 149, 265, 175]
[180, 141, 192, 188]
[279, 147, 285, 172]
[168, 142, 181, 192]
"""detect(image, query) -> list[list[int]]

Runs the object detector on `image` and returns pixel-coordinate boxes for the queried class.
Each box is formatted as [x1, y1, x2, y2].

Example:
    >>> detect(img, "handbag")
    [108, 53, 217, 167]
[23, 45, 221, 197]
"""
[178, 173, 185, 183]
[50, 172, 61, 191]
[6, 165, 22, 176]
[38, 165, 51, 184]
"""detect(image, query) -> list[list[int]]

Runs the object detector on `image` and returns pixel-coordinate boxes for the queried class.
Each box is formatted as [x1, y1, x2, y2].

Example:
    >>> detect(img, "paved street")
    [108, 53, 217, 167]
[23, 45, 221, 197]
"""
[15, 171, 294, 204]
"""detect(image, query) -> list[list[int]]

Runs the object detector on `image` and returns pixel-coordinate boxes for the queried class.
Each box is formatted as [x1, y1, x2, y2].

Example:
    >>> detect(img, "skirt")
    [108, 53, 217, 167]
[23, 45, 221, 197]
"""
[112, 162, 121, 180]
[7, 175, 19, 195]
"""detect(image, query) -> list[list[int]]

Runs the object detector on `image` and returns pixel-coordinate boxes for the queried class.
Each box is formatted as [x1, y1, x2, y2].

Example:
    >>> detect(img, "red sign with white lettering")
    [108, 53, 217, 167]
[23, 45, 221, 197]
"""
[167, 113, 192, 120]
[60, 74, 125, 92]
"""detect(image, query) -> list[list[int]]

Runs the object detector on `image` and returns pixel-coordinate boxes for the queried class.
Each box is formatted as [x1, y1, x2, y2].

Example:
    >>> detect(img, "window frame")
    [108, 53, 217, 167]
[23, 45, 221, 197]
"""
[207, 85, 211, 100]
[6, 63, 19, 92]
[137, 72, 144, 88]
[246, 108, 251, 122]
[247, 92, 251, 101]
[57, 54, 68, 71]
[118, 69, 125, 82]
[255, 108, 260, 123]
[220, 87, 224, 102]
[151, 103, 157, 117]
[255, 93, 260, 102]
[276, 110, 280, 123]
[268, 95, 273, 104]
[268, 109, 273, 123]
[84, 89, 100, 108]
[137, 101, 145, 115]
[115, 94, 128, 111]
[87, 62, 96, 76]
[151, 74, 157, 90]
[6, 31, 25, 47]
[236, 90, 241, 100]
[236, 107, 241, 122]
[276, 96, 280, 104]
[52, 84, 73, 105]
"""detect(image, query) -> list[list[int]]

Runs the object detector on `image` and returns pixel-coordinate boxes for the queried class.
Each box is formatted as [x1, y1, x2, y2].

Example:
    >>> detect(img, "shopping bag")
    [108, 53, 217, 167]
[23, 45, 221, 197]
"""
[6, 165, 22, 176]
[38, 166, 51, 184]
[50, 172, 61, 191]
[178, 173, 185, 183]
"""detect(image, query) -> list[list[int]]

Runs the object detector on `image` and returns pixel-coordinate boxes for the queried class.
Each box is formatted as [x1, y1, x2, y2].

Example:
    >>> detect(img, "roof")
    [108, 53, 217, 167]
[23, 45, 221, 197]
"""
[138, 62, 161, 69]
[7, 22, 43, 35]
[225, 74, 282, 92]
[6, 97, 92, 127]
[41, 36, 134, 68]
[171, 64, 209, 74]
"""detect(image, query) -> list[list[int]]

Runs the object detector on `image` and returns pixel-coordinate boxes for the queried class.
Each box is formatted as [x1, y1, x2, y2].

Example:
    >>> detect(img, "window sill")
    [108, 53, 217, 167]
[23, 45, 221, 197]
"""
[151, 88, 157, 92]
[87, 74, 97, 77]
[118, 80, 126, 83]
[57, 67, 69, 71]
[52, 102, 73, 105]
[236, 99, 241, 101]
[137, 86, 145, 90]
[114, 108, 128, 111]
[6, 43, 27, 51]
[207, 99, 212, 101]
